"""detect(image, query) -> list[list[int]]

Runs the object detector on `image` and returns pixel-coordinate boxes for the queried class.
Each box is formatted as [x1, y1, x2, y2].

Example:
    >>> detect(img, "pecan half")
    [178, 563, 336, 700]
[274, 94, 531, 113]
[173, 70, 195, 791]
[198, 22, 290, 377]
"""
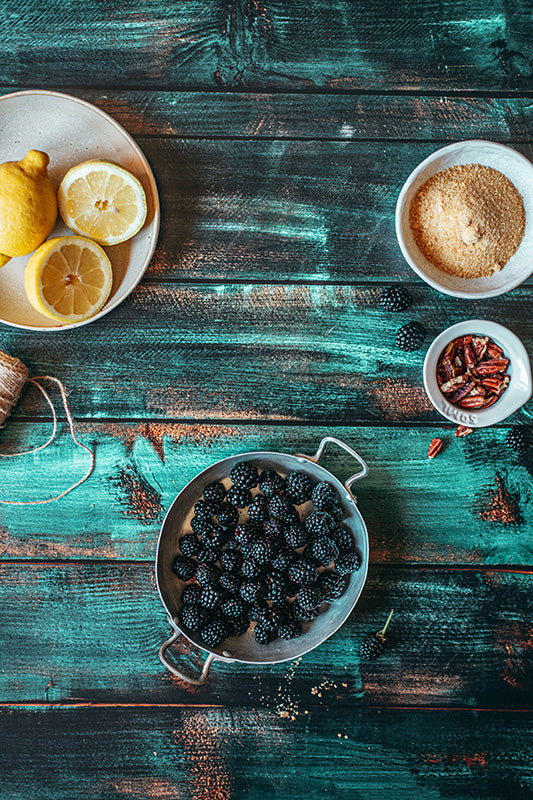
[475, 359, 509, 375]
[455, 425, 474, 437]
[457, 395, 486, 408]
[440, 374, 469, 394]
[427, 438, 443, 458]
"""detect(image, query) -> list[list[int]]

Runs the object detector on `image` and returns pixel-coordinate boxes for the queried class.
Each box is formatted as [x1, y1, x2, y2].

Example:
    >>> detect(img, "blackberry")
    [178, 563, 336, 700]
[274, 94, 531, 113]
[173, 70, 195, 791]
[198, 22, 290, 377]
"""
[360, 610, 393, 659]
[214, 503, 239, 528]
[360, 633, 385, 659]
[196, 545, 219, 564]
[265, 574, 288, 603]
[505, 426, 530, 452]
[220, 550, 243, 572]
[194, 563, 219, 587]
[179, 533, 201, 558]
[190, 516, 215, 537]
[296, 585, 322, 611]
[336, 551, 361, 575]
[311, 482, 337, 511]
[285, 471, 313, 504]
[219, 571, 241, 593]
[330, 525, 354, 553]
[329, 503, 344, 522]
[248, 599, 268, 621]
[199, 586, 222, 611]
[263, 519, 284, 538]
[278, 619, 302, 640]
[255, 622, 277, 645]
[283, 522, 309, 550]
[248, 494, 269, 522]
[229, 462, 259, 490]
[395, 320, 426, 352]
[378, 284, 413, 312]
[179, 605, 209, 632]
[234, 522, 257, 547]
[226, 486, 252, 508]
[249, 538, 274, 565]
[181, 584, 202, 606]
[304, 510, 335, 537]
[318, 571, 345, 601]
[209, 526, 230, 550]
[268, 494, 298, 524]
[258, 603, 289, 630]
[292, 601, 320, 622]
[203, 481, 226, 504]
[201, 619, 229, 648]
[309, 535, 339, 568]
[229, 616, 250, 637]
[220, 597, 247, 619]
[172, 555, 196, 581]
[241, 557, 262, 579]
[239, 579, 264, 604]
[258, 469, 286, 497]
[271, 547, 296, 574]
[288, 559, 317, 586]
[193, 498, 219, 520]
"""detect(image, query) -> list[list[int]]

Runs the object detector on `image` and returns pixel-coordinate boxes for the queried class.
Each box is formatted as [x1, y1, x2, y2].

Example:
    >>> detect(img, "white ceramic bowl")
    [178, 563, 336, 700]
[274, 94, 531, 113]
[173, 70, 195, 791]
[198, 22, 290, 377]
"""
[395, 140, 533, 299]
[423, 320, 532, 427]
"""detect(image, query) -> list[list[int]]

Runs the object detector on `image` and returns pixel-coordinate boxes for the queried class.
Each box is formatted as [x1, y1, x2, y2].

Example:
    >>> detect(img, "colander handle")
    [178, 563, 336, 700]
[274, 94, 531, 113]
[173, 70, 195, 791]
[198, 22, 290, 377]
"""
[159, 620, 215, 685]
[297, 435, 368, 500]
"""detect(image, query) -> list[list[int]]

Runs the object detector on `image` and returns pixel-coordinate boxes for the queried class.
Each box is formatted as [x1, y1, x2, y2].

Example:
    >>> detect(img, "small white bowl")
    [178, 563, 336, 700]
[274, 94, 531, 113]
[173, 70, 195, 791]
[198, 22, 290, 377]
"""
[423, 320, 532, 427]
[396, 140, 533, 298]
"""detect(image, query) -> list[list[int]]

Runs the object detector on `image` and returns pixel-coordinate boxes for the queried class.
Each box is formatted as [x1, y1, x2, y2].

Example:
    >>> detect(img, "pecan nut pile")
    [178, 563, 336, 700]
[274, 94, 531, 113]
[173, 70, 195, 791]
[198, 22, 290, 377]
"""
[437, 335, 510, 409]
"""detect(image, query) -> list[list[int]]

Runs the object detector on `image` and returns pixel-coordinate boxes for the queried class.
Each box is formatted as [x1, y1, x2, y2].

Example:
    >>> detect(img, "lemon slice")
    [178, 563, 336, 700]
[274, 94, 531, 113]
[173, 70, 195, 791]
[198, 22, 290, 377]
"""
[58, 160, 147, 246]
[25, 236, 113, 323]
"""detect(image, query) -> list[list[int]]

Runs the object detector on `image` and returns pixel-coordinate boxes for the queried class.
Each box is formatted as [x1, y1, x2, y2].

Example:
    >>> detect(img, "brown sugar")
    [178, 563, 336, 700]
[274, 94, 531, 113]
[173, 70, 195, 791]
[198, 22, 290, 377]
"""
[409, 163, 525, 279]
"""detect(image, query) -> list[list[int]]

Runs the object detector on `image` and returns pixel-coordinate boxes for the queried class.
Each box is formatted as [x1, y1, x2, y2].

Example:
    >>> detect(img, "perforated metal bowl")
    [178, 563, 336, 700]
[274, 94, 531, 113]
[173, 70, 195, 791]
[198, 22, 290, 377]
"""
[156, 436, 369, 684]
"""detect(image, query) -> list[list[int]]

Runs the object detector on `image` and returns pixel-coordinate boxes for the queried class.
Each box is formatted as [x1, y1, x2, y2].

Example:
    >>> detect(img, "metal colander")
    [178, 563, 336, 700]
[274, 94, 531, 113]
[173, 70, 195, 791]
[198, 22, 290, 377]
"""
[156, 436, 369, 684]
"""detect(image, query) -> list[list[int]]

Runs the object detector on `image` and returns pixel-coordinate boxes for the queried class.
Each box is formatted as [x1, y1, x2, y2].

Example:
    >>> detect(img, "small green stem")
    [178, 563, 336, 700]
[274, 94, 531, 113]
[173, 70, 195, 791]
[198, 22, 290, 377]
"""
[379, 609, 394, 637]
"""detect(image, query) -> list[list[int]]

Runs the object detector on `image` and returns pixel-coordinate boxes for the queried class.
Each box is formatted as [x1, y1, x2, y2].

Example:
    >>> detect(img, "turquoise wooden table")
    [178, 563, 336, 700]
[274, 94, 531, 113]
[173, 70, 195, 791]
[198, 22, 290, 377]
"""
[1, 2, 532, 798]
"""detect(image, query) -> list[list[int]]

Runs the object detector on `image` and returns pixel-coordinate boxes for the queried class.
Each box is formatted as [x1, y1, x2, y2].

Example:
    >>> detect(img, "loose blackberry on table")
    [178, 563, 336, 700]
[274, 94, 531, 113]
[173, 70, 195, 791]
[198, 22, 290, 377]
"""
[378, 284, 413, 312]
[395, 320, 426, 352]
[505, 425, 530, 452]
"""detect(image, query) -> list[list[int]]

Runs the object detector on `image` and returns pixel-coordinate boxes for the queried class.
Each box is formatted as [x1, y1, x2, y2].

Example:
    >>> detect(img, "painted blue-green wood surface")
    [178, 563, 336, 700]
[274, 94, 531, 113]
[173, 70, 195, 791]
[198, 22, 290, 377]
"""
[1, 1, 533, 798]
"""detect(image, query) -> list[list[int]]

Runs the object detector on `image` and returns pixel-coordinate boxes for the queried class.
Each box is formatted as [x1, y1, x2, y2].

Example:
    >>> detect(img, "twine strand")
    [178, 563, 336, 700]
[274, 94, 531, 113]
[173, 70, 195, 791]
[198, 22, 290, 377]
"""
[0, 374, 94, 506]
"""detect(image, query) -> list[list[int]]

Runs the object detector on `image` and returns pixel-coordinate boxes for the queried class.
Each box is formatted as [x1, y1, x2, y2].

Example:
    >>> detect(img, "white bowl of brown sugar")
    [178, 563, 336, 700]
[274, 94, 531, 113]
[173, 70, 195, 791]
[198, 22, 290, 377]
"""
[396, 140, 533, 298]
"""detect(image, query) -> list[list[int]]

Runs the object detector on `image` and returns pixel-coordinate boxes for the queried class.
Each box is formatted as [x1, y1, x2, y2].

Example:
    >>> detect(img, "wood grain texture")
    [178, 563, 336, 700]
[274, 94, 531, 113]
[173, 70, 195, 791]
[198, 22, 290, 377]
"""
[1, 706, 533, 800]
[10, 90, 533, 141]
[0, 563, 531, 707]
[5, 284, 533, 423]
[0, 422, 531, 564]
[139, 137, 533, 281]
[1, 0, 532, 92]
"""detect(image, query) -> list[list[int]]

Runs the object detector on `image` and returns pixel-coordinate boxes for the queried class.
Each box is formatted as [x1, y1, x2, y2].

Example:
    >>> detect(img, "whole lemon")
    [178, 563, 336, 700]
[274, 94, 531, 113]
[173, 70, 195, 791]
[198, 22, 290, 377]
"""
[0, 150, 58, 268]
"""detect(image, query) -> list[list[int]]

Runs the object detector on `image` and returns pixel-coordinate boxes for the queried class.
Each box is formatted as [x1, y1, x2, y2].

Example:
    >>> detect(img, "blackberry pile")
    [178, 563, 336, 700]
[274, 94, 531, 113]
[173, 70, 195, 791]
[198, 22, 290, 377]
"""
[173, 465, 361, 649]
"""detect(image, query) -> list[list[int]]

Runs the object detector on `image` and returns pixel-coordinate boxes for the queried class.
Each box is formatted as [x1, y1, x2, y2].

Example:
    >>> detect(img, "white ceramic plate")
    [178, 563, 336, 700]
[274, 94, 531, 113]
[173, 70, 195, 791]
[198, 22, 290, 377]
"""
[396, 140, 533, 299]
[0, 90, 160, 330]
[423, 320, 532, 427]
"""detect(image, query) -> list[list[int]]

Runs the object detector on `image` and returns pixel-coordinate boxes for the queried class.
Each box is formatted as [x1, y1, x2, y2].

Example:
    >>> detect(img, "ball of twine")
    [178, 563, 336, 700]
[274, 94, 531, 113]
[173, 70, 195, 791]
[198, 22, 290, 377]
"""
[0, 348, 94, 505]
[0, 350, 29, 427]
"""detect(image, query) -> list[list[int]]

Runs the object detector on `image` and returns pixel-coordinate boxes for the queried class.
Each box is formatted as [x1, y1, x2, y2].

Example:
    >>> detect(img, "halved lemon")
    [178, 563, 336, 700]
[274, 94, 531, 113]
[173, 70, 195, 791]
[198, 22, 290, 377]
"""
[25, 236, 113, 323]
[58, 160, 147, 246]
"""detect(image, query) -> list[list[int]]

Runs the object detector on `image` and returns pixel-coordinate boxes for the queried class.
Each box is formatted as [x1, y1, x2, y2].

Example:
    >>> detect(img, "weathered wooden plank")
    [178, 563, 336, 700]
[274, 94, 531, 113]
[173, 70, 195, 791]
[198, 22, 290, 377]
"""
[0, 563, 530, 707]
[1, 706, 532, 800]
[7, 90, 533, 141]
[134, 138, 533, 281]
[1, 0, 532, 92]
[5, 283, 533, 423]
[0, 422, 531, 564]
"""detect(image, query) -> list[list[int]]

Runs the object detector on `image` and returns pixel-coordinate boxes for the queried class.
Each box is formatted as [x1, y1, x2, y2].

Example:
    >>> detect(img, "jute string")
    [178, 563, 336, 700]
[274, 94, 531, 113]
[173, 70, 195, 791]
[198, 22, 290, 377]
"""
[0, 350, 94, 505]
